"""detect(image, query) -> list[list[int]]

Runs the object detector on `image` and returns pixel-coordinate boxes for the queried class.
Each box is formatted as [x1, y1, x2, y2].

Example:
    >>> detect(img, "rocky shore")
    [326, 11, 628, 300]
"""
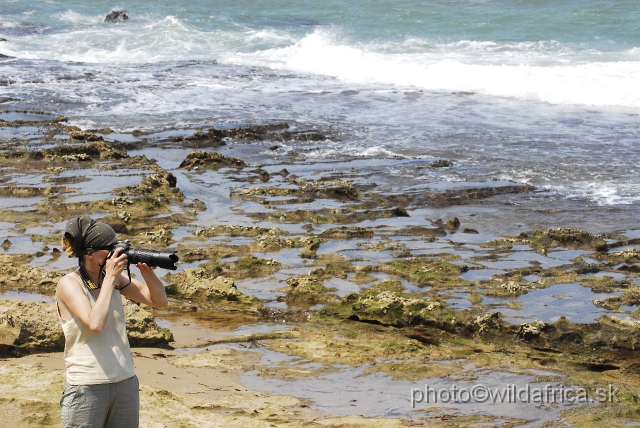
[0, 115, 639, 426]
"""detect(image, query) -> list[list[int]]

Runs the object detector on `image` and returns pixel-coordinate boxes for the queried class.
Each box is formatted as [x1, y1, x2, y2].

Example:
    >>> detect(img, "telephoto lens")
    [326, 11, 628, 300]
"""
[112, 242, 179, 270]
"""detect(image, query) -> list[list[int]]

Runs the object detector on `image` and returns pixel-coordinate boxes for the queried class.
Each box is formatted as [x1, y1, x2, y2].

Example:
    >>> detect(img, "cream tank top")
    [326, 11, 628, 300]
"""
[57, 282, 136, 385]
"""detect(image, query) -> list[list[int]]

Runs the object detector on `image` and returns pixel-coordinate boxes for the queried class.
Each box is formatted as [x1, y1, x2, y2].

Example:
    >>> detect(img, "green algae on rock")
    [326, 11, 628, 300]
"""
[338, 279, 445, 327]
[281, 274, 340, 305]
[233, 179, 361, 202]
[250, 206, 410, 225]
[488, 228, 609, 252]
[191, 224, 277, 238]
[377, 256, 471, 288]
[178, 151, 246, 170]
[319, 226, 374, 239]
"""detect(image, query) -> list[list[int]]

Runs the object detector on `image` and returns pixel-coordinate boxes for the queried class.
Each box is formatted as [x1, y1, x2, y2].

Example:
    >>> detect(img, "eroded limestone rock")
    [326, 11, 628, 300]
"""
[178, 151, 246, 170]
[340, 279, 444, 326]
[282, 275, 338, 304]
[122, 299, 173, 346]
[166, 269, 259, 311]
[0, 254, 61, 291]
[0, 300, 63, 352]
[0, 298, 172, 353]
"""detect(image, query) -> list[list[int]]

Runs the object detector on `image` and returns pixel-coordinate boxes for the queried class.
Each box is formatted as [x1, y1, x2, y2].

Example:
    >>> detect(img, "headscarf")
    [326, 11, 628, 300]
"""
[65, 215, 116, 255]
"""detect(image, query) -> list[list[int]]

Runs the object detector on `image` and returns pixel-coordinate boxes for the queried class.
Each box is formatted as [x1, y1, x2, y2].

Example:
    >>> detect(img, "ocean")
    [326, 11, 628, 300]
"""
[1, 0, 639, 231]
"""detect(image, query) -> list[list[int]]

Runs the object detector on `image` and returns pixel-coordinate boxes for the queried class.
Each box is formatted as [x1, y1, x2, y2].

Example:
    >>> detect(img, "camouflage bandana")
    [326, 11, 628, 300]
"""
[65, 215, 116, 255]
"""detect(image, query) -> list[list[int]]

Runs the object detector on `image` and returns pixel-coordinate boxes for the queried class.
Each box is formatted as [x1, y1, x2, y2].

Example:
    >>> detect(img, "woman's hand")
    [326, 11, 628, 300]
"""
[135, 262, 156, 273]
[104, 247, 128, 279]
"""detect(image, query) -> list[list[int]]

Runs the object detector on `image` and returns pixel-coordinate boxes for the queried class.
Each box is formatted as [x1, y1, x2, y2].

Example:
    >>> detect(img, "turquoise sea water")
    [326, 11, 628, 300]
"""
[1, 0, 639, 213]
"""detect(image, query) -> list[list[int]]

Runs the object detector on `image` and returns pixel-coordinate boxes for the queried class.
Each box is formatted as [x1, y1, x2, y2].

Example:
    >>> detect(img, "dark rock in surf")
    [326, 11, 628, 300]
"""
[105, 10, 129, 23]
[0, 53, 14, 59]
[430, 159, 453, 168]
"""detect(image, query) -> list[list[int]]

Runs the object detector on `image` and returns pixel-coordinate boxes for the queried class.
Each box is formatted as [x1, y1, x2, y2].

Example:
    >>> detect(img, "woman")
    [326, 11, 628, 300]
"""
[56, 215, 169, 428]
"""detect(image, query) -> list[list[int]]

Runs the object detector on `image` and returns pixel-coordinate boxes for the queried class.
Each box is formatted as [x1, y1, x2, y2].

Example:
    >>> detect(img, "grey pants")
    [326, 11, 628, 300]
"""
[60, 376, 139, 428]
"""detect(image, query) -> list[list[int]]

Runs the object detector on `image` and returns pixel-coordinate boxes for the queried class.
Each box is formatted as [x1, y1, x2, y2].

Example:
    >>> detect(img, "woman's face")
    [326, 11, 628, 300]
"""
[87, 238, 118, 266]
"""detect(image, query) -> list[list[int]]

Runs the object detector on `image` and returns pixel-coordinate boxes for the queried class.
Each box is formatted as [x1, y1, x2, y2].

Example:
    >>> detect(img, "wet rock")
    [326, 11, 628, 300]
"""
[501, 280, 531, 294]
[319, 226, 374, 239]
[105, 10, 129, 23]
[253, 231, 324, 252]
[192, 224, 275, 237]
[511, 316, 640, 359]
[116, 211, 131, 223]
[165, 172, 177, 187]
[135, 225, 174, 245]
[322, 180, 360, 201]
[474, 312, 503, 334]
[226, 123, 289, 140]
[609, 316, 640, 329]
[377, 256, 469, 288]
[1, 239, 11, 250]
[182, 124, 294, 147]
[429, 159, 453, 168]
[226, 255, 281, 279]
[424, 184, 534, 207]
[182, 128, 227, 147]
[257, 169, 271, 182]
[593, 287, 640, 310]
[517, 320, 546, 340]
[340, 280, 443, 326]
[609, 248, 640, 261]
[68, 130, 104, 141]
[390, 207, 409, 217]
[281, 275, 338, 304]
[531, 228, 608, 251]
[237, 179, 360, 202]
[448, 217, 460, 229]
[122, 299, 173, 346]
[258, 306, 310, 323]
[177, 151, 246, 170]
[43, 140, 128, 161]
[389, 226, 446, 238]
[111, 196, 134, 208]
[166, 269, 259, 311]
[114, 173, 182, 198]
[62, 153, 92, 162]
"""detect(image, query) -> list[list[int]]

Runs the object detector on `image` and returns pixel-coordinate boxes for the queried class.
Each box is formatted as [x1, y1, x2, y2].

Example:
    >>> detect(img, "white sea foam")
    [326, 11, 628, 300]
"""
[54, 11, 105, 25]
[3, 14, 639, 108]
[2, 15, 295, 63]
[546, 182, 640, 206]
[225, 30, 640, 108]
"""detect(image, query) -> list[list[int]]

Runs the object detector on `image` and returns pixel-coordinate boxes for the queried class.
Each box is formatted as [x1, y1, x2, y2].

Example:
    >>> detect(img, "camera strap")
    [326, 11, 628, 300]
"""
[78, 255, 131, 291]
[78, 264, 101, 290]
[116, 266, 131, 291]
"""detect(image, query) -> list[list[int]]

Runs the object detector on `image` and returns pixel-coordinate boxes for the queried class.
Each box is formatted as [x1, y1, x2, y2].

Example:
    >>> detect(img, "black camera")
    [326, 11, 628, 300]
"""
[111, 242, 178, 271]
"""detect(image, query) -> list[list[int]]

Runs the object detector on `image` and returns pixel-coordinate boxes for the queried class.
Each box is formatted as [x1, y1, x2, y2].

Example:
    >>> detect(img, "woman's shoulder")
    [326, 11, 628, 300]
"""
[57, 271, 81, 288]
